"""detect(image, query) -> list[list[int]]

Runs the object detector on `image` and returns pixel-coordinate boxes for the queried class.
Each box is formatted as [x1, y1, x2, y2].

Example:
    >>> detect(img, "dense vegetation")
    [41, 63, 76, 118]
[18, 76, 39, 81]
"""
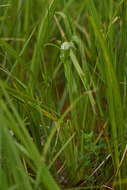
[0, 0, 127, 189]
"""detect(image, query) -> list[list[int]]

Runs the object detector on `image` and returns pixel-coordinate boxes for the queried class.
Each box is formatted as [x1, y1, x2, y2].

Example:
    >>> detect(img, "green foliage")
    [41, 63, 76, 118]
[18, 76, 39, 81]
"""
[0, 0, 127, 189]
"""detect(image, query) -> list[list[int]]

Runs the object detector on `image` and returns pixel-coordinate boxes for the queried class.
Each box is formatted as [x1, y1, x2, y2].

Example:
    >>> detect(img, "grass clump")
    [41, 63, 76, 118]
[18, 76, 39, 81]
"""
[0, 0, 127, 189]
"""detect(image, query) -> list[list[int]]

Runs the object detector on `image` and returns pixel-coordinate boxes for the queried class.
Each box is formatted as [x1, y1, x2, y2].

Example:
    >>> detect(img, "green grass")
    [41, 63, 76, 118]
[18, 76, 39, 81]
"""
[0, 0, 127, 189]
